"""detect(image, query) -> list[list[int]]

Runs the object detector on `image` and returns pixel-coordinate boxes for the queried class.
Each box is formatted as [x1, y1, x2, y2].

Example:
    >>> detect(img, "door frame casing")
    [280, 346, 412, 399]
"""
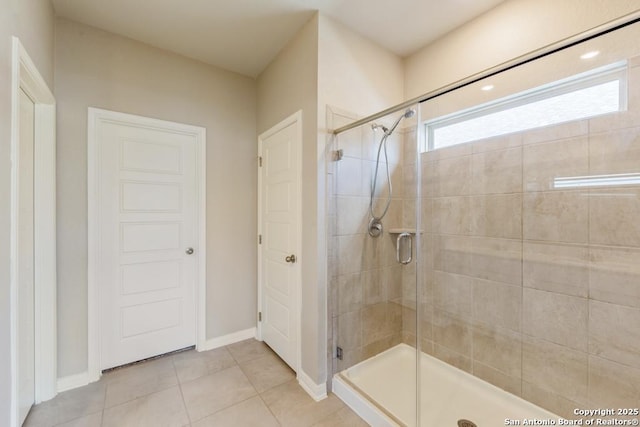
[87, 108, 206, 381]
[9, 37, 57, 427]
[256, 110, 303, 374]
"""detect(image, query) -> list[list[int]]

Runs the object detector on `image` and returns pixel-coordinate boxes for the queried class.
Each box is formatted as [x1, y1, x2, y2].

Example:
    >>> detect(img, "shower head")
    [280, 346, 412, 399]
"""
[403, 109, 416, 119]
[386, 109, 416, 136]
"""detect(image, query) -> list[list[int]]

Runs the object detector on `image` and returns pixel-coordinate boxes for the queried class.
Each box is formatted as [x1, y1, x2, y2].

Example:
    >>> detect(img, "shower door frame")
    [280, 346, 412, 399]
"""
[329, 103, 422, 426]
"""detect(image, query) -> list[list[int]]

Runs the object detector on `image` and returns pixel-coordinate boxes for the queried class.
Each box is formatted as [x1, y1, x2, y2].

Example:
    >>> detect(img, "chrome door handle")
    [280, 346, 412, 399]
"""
[185, 247, 194, 255]
[396, 233, 412, 265]
[285, 254, 297, 263]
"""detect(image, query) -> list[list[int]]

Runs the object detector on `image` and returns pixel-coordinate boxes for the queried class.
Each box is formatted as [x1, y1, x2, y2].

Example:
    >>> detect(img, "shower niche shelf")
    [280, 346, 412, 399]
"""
[388, 228, 423, 234]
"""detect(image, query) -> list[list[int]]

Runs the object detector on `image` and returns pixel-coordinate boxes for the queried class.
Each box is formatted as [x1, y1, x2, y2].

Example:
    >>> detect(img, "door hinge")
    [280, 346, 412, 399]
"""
[258, 312, 262, 322]
[258, 234, 262, 244]
[336, 346, 343, 360]
[259, 156, 262, 167]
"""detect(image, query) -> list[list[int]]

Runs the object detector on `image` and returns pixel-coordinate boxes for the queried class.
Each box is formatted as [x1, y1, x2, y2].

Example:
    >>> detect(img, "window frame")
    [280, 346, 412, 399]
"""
[423, 61, 628, 152]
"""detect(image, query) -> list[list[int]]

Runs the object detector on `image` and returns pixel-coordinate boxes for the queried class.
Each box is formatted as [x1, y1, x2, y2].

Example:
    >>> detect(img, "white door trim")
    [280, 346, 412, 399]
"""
[9, 37, 57, 427]
[87, 108, 206, 381]
[256, 110, 303, 374]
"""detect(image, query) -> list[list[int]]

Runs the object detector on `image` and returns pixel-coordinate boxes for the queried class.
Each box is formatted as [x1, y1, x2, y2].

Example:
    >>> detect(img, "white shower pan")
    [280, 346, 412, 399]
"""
[333, 344, 558, 427]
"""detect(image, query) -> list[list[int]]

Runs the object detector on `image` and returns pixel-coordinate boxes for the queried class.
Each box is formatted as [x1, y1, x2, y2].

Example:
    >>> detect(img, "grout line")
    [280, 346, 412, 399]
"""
[49, 410, 105, 427]
[101, 374, 108, 427]
[257, 392, 283, 426]
[173, 355, 193, 426]
[189, 394, 264, 425]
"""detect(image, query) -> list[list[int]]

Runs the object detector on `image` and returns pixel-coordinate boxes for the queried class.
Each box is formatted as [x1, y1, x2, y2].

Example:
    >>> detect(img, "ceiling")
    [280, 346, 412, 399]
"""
[51, 0, 507, 78]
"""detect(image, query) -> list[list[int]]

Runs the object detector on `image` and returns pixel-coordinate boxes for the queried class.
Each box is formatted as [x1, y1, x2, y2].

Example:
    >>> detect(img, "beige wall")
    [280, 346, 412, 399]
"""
[405, 0, 640, 99]
[0, 0, 55, 423]
[257, 14, 321, 383]
[257, 14, 318, 135]
[318, 15, 404, 119]
[55, 18, 257, 377]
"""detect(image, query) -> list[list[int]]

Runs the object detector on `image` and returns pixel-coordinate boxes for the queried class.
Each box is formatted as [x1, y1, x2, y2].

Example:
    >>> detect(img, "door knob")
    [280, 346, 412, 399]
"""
[185, 247, 194, 255]
[285, 254, 297, 263]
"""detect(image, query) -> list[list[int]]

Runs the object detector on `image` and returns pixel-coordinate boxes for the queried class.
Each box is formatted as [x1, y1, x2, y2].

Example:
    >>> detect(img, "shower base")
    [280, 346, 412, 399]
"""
[333, 344, 557, 427]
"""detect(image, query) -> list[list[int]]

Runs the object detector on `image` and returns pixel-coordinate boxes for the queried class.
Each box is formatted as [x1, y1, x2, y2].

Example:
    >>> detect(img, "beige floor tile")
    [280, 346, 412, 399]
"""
[311, 406, 369, 427]
[26, 343, 369, 427]
[226, 339, 274, 363]
[103, 355, 174, 382]
[261, 380, 345, 427]
[181, 365, 257, 422]
[104, 356, 178, 408]
[24, 381, 106, 427]
[172, 347, 237, 383]
[55, 411, 103, 427]
[191, 396, 279, 427]
[102, 386, 188, 427]
[239, 352, 295, 393]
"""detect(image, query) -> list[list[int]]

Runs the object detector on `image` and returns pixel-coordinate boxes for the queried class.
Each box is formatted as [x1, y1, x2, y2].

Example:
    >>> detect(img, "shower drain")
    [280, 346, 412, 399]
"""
[457, 420, 477, 427]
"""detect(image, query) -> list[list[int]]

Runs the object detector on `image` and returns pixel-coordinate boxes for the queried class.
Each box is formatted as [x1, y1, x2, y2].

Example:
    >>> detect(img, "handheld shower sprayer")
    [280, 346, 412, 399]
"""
[368, 108, 416, 237]
[386, 108, 415, 136]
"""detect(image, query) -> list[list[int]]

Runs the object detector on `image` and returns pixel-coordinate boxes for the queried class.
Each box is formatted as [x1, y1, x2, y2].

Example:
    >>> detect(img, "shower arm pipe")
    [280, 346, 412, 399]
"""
[332, 10, 640, 136]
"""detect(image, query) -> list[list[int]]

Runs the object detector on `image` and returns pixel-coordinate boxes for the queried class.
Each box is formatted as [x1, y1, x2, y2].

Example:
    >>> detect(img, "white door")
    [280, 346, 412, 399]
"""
[259, 113, 301, 371]
[17, 88, 35, 425]
[93, 111, 203, 370]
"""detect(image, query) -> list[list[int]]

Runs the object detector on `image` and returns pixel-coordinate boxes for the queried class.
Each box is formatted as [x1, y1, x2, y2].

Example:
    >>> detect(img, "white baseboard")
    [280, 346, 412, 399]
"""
[57, 371, 99, 393]
[297, 370, 328, 401]
[199, 327, 257, 351]
[57, 328, 256, 393]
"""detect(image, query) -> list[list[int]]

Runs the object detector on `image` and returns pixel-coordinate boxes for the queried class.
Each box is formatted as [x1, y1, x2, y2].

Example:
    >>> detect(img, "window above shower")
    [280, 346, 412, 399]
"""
[422, 61, 627, 152]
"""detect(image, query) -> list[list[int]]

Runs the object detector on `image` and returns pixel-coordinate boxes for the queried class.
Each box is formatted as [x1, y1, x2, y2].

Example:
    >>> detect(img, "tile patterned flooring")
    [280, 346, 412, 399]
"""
[25, 339, 368, 427]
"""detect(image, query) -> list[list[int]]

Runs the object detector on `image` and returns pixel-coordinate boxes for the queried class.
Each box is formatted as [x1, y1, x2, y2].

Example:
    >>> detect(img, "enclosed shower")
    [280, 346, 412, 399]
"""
[328, 15, 640, 427]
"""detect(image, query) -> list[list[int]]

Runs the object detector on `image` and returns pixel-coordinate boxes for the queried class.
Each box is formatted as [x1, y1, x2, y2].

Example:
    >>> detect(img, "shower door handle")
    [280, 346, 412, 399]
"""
[396, 232, 412, 265]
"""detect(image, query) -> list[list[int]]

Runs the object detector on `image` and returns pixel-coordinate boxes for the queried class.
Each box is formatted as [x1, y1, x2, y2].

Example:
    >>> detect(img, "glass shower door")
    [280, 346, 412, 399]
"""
[329, 105, 420, 426]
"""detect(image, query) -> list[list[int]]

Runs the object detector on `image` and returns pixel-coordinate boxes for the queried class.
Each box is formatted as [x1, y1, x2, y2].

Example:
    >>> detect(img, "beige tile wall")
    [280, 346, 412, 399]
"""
[408, 56, 640, 418]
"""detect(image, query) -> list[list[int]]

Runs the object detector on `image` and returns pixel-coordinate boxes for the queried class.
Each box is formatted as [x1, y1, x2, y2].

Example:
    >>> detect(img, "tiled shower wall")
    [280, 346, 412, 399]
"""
[401, 58, 640, 418]
[328, 109, 411, 373]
